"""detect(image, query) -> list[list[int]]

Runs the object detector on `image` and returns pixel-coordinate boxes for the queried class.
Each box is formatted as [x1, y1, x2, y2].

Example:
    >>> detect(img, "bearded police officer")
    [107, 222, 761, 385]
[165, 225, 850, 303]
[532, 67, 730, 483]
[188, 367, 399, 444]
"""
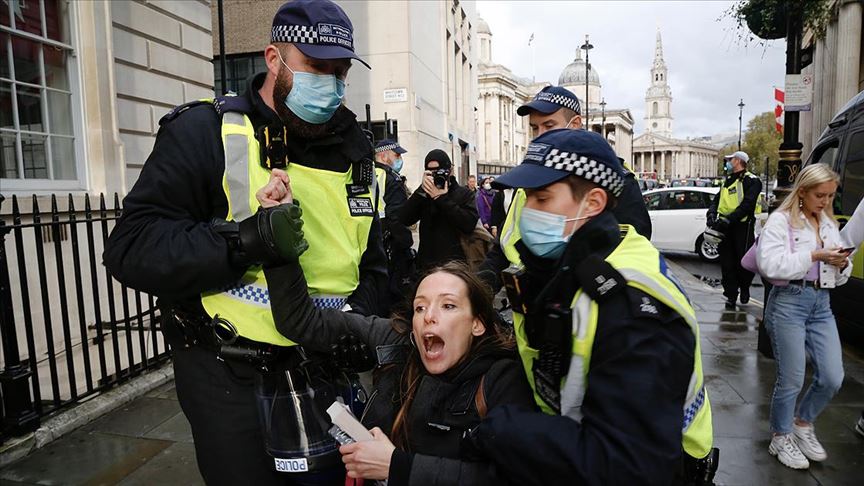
[104, 1, 386, 484]
[373, 139, 415, 312]
[480, 86, 651, 290]
[706, 150, 763, 309]
[467, 128, 717, 485]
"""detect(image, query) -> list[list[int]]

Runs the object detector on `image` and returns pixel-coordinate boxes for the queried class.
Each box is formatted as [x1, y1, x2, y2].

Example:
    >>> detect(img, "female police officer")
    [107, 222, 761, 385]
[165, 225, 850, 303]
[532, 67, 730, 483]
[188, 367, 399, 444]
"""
[465, 128, 717, 485]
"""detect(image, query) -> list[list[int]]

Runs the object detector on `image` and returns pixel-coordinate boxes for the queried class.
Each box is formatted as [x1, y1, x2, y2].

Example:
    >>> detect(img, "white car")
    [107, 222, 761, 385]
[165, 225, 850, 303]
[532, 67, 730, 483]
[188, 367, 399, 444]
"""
[643, 187, 720, 261]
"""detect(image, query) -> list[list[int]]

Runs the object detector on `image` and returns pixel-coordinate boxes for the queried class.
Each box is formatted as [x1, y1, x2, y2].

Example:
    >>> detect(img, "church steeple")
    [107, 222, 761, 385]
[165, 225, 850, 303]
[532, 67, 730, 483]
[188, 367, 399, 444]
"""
[654, 30, 664, 64]
[645, 29, 673, 138]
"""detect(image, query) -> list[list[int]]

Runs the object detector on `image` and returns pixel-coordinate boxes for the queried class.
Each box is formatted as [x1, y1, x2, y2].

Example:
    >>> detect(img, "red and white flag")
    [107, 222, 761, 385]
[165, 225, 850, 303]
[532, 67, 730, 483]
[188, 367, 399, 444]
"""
[774, 87, 784, 134]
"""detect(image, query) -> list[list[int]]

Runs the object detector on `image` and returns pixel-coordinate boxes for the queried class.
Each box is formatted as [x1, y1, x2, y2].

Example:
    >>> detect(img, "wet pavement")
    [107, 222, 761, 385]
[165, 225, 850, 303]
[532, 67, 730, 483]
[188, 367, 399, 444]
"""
[1, 258, 863, 485]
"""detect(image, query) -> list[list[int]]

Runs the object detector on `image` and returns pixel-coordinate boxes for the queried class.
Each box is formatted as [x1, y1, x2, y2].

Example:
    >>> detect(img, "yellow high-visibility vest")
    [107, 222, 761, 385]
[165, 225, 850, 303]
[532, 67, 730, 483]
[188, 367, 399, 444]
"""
[200, 107, 374, 346]
[718, 171, 763, 222]
[507, 227, 714, 459]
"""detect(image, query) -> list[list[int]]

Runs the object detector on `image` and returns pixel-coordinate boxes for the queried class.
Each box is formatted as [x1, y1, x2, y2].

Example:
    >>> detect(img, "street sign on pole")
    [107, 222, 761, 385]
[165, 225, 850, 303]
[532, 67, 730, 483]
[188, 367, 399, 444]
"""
[784, 73, 813, 112]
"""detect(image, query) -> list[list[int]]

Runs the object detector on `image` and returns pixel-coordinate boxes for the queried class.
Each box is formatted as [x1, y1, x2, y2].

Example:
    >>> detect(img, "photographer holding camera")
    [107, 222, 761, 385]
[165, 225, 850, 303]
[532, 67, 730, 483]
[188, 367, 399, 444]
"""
[399, 149, 479, 269]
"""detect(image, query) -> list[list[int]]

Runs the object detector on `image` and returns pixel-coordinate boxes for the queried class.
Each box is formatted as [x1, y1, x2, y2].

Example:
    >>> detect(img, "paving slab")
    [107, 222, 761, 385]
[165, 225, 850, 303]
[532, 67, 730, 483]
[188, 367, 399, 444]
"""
[83, 397, 182, 438]
[145, 382, 178, 400]
[0, 429, 171, 485]
[116, 442, 204, 486]
[713, 437, 820, 486]
[805, 440, 864, 486]
[142, 412, 194, 444]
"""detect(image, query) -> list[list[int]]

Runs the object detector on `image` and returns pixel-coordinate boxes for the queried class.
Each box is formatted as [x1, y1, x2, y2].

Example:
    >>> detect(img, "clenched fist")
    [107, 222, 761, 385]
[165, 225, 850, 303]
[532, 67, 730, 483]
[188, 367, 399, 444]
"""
[257, 169, 293, 208]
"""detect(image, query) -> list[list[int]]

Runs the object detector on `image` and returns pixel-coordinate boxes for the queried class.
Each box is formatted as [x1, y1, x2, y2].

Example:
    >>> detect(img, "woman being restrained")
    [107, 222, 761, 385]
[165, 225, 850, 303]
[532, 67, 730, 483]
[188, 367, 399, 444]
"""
[248, 170, 534, 485]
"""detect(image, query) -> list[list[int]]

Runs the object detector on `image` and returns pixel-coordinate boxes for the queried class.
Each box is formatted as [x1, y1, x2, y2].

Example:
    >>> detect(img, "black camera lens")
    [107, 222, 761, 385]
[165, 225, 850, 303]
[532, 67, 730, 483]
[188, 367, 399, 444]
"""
[432, 169, 449, 189]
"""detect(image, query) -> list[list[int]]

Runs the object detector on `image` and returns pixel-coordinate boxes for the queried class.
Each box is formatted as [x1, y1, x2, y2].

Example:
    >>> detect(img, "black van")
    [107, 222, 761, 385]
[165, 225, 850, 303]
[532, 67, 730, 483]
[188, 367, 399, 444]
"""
[805, 89, 864, 340]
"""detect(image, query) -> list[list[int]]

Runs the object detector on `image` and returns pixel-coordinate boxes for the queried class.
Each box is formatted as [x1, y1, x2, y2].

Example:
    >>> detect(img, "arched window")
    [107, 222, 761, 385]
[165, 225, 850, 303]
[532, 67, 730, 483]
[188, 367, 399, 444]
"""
[653, 101, 659, 116]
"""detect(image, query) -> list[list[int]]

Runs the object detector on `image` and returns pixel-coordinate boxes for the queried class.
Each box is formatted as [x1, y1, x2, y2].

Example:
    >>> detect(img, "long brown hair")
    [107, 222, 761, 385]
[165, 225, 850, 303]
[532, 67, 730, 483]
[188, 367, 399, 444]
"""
[389, 261, 513, 449]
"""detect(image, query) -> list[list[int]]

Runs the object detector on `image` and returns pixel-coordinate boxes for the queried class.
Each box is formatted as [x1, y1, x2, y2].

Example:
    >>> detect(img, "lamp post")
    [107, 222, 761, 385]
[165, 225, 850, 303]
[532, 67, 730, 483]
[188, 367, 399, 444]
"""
[581, 34, 593, 125]
[600, 98, 607, 138]
[737, 98, 745, 150]
[217, 0, 227, 94]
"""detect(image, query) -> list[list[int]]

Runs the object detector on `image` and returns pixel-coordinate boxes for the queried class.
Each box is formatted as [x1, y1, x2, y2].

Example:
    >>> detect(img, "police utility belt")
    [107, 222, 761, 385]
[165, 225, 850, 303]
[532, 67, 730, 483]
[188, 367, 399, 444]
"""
[167, 307, 305, 369]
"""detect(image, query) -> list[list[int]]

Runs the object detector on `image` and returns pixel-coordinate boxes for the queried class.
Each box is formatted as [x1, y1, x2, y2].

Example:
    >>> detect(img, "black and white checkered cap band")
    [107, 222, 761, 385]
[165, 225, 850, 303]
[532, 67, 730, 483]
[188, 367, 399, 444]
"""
[535, 92, 581, 113]
[271, 25, 320, 45]
[375, 143, 398, 153]
[543, 148, 624, 196]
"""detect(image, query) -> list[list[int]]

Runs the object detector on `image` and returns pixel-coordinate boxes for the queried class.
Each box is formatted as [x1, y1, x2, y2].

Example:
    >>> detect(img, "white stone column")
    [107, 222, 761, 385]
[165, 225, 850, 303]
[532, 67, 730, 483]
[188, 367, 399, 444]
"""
[836, 0, 863, 111]
[660, 151, 666, 179]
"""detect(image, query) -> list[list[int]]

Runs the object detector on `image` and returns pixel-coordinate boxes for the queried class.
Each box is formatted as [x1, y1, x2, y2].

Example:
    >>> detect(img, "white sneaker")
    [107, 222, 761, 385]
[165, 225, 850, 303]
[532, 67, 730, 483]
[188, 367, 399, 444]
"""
[856, 416, 864, 438]
[769, 434, 810, 469]
[793, 423, 827, 462]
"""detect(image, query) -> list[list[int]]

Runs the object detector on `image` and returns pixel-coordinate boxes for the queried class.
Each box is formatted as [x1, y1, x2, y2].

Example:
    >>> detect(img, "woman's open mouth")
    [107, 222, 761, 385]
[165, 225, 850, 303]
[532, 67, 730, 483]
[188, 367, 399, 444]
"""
[422, 333, 445, 360]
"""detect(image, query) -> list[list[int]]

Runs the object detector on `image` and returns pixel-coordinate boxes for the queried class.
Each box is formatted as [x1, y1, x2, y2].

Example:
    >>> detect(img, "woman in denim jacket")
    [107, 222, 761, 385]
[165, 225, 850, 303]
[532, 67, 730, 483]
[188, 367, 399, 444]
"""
[757, 163, 853, 470]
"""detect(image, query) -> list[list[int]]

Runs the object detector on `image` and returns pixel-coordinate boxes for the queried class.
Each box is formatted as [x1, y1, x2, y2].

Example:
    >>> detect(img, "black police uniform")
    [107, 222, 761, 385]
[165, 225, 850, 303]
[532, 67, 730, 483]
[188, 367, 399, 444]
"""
[706, 170, 762, 303]
[374, 161, 415, 311]
[103, 72, 387, 485]
[472, 211, 697, 485]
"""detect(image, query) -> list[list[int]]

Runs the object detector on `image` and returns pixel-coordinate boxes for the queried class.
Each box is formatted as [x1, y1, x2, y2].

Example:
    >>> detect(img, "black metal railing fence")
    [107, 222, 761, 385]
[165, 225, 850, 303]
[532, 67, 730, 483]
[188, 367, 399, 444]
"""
[0, 193, 170, 443]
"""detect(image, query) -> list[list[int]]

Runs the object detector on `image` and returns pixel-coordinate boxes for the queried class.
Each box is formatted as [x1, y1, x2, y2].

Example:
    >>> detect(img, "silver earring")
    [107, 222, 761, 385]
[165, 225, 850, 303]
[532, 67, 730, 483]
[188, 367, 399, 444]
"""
[409, 333, 417, 348]
[798, 198, 803, 209]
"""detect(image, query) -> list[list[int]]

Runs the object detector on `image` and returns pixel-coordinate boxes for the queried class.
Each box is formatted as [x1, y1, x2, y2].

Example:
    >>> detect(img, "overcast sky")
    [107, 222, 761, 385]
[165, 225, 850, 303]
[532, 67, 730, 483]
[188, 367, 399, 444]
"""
[479, 0, 787, 139]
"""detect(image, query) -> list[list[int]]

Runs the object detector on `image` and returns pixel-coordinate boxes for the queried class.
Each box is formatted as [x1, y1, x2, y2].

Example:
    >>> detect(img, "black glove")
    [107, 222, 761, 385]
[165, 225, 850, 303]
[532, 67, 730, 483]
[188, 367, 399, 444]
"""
[706, 212, 718, 228]
[330, 334, 375, 372]
[238, 203, 309, 266]
[714, 216, 730, 233]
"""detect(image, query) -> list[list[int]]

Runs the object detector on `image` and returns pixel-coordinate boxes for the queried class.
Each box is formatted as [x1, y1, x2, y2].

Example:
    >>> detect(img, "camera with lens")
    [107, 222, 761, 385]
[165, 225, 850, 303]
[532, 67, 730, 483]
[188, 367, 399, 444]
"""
[432, 169, 450, 189]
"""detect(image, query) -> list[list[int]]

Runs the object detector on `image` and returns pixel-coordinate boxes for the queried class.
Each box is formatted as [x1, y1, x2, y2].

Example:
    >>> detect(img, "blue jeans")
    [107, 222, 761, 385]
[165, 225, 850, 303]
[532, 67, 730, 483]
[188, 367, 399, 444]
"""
[765, 284, 844, 435]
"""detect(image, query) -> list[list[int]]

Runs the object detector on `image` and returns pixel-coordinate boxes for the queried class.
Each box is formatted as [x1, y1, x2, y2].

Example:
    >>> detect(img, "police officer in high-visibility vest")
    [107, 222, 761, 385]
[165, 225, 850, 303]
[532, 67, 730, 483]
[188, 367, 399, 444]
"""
[104, 1, 386, 484]
[480, 86, 651, 291]
[465, 128, 718, 485]
[706, 150, 763, 309]
[373, 139, 415, 313]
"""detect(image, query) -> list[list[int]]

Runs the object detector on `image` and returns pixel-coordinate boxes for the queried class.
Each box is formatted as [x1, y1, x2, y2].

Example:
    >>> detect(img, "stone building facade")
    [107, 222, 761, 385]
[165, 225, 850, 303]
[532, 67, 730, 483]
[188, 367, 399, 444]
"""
[475, 17, 546, 174]
[1, 0, 214, 198]
[797, 0, 863, 158]
[475, 18, 633, 172]
[633, 30, 718, 180]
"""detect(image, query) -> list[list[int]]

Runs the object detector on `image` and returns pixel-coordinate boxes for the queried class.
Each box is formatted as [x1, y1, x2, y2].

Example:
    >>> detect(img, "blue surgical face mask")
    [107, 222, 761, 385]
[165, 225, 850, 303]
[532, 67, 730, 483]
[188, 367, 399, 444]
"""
[724, 161, 732, 173]
[519, 205, 590, 259]
[278, 51, 345, 124]
[393, 157, 404, 174]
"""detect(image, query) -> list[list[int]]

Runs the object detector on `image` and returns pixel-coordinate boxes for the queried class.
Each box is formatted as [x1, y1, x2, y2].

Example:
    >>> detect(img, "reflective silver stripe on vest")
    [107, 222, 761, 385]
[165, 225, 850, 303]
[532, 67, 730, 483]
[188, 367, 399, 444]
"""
[734, 180, 743, 206]
[560, 293, 593, 422]
[223, 112, 253, 221]
[558, 269, 706, 431]
[222, 280, 347, 310]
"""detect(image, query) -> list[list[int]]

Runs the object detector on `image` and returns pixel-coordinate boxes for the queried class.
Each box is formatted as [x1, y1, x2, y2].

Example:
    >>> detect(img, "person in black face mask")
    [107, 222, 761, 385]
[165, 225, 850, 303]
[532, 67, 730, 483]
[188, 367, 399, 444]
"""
[103, 1, 387, 484]
[399, 149, 479, 269]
